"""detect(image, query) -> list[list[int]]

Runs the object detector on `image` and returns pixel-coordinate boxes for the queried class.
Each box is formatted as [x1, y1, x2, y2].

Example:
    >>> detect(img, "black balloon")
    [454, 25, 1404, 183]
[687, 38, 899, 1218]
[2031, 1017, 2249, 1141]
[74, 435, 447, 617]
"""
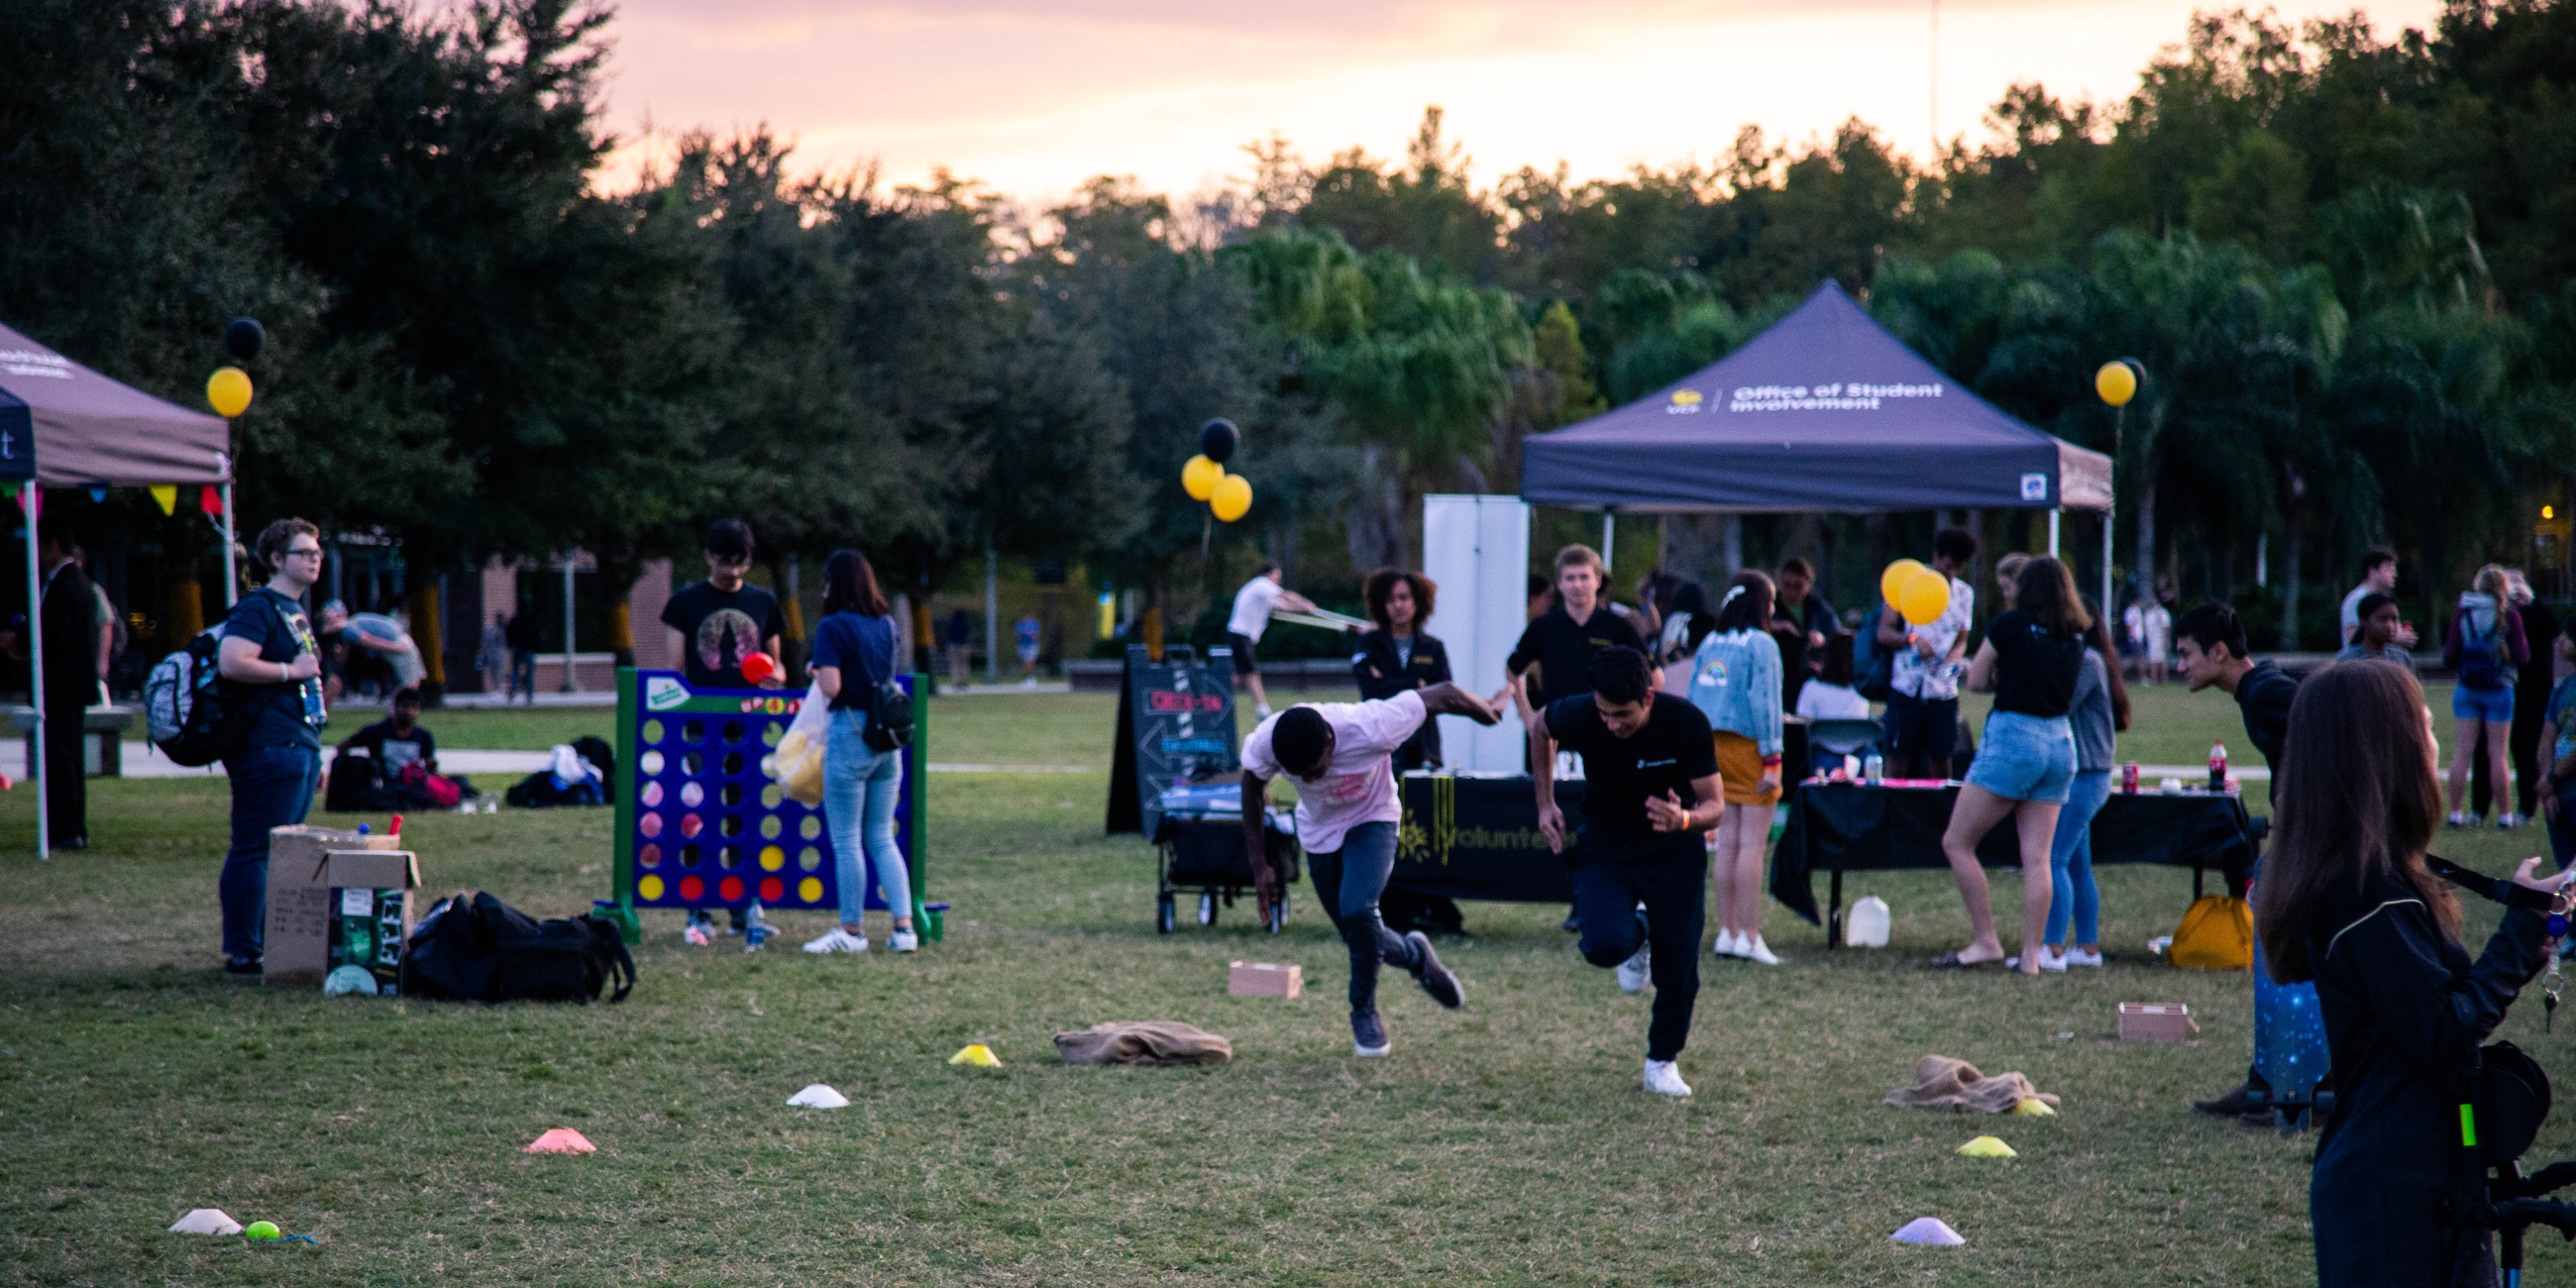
[223, 317, 265, 362]
[1199, 417, 1238, 465]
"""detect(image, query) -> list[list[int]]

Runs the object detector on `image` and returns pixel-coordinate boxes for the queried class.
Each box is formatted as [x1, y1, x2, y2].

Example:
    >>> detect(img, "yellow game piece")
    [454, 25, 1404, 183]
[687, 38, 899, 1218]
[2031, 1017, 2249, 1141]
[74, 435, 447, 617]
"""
[947, 1043, 1002, 1067]
[1956, 1135, 2018, 1157]
[2011, 1098, 2059, 1117]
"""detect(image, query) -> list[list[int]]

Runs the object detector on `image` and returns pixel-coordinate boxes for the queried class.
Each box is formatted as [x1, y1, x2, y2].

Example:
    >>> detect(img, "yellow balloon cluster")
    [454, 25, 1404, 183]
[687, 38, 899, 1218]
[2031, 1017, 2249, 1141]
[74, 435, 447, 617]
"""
[1879, 559, 1924, 605]
[206, 367, 254, 418]
[1179, 454, 1254, 522]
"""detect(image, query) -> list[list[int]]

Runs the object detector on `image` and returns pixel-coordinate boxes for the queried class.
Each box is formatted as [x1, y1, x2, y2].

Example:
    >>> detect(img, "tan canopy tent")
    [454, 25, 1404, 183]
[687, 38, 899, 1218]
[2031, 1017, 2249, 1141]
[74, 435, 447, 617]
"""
[0, 321, 233, 857]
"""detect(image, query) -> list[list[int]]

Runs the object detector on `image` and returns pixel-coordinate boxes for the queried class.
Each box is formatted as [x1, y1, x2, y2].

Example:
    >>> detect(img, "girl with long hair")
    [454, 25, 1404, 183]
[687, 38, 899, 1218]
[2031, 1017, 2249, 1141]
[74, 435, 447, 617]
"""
[1687, 571, 1785, 964]
[1935, 556, 2089, 973]
[800, 550, 918, 955]
[2444, 564, 2530, 829]
[2257, 658, 2564, 1285]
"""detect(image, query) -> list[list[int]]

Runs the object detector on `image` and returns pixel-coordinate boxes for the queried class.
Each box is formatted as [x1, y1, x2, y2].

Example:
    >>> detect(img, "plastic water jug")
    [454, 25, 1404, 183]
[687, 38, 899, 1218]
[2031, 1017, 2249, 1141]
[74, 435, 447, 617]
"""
[1846, 894, 1891, 947]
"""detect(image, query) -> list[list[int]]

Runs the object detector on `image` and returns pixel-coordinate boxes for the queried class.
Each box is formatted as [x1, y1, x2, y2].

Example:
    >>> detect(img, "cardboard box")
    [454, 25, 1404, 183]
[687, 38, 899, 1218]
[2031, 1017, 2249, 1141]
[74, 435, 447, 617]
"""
[263, 825, 415, 988]
[1228, 961, 1302, 998]
[2118, 1002, 2200, 1042]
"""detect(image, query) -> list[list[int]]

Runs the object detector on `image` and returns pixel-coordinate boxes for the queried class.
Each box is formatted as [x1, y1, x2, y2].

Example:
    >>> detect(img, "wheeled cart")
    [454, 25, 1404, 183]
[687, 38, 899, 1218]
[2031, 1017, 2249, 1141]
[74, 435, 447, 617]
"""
[1149, 787, 1299, 933]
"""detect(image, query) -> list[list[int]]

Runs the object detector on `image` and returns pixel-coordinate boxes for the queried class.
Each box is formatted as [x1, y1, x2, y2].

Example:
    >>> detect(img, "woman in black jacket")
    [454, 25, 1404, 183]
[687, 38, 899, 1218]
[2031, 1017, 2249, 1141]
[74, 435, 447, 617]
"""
[2256, 658, 2569, 1286]
[1351, 569, 1451, 771]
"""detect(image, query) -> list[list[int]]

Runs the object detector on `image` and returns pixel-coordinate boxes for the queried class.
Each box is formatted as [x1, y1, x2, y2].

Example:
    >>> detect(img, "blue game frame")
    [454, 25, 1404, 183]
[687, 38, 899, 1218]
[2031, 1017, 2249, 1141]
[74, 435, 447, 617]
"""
[602, 668, 938, 944]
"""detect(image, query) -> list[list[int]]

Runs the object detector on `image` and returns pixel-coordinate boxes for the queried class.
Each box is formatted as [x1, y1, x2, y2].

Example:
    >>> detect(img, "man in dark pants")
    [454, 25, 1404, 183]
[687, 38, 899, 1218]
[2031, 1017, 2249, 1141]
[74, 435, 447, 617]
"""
[2175, 601, 2305, 1126]
[36, 517, 97, 849]
[662, 519, 787, 945]
[215, 518, 329, 976]
[1530, 646, 1724, 1098]
[1240, 683, 1497, 1056]
[2479, 573, 2556, 821]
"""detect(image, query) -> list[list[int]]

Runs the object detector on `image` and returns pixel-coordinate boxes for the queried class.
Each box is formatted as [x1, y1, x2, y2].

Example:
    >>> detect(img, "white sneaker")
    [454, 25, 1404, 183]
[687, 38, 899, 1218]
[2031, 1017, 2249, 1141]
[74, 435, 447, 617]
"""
[888, 928, 919, 953]
[1643, 1058, 1693, 1097]
[1712, 928, 1743, 959]
[802, 927, 869, 954]
[1255, 703, 1272, 718]
[1020, 676, 1036, 689]
[1616, 941, 1652, 995]
[2063, 947, 2104, 968]
[1742, 935, 1783, 966]
[2035, 946, 2069, 973]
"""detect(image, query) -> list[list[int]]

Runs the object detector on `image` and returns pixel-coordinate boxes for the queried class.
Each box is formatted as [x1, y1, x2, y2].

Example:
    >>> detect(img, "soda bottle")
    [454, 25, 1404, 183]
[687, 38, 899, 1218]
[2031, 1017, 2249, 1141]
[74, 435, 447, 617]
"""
[2208, 739, 2228, 794]
[1863, 752, 1884, 783]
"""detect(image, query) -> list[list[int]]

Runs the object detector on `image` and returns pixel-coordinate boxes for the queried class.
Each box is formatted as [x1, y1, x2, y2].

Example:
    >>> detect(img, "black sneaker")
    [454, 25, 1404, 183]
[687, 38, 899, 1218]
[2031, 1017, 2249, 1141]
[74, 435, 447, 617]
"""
[1408, 930, 1464, 1010]
[223, 956, 262, 978]
[2192, 1081, 2253, 1117]
[1351, 1012, 1390, 1057]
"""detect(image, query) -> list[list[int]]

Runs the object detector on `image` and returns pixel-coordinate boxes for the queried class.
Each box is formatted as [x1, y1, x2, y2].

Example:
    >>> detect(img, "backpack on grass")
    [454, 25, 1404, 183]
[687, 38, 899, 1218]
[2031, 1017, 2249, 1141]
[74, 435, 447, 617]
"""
[401, 892, 634, 1004]
[144, 625, 242, 767]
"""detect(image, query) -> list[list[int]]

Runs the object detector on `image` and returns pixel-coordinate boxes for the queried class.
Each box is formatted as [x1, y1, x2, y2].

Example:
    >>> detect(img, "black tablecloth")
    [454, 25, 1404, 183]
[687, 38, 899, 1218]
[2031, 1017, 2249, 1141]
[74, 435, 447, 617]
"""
[1389, 773, 1586, 904]
[1770, 780, 2258, 926]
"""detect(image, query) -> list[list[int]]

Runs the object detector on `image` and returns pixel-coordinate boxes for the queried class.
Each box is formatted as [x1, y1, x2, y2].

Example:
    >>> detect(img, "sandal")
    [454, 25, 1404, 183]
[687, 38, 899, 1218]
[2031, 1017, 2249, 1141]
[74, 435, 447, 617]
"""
[1932, 951, 2001, 970]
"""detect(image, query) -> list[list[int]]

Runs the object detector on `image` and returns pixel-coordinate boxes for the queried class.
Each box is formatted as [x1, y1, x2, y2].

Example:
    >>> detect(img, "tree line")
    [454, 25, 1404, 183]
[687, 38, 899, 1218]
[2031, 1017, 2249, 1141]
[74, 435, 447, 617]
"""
[3, 0, 2571, 657]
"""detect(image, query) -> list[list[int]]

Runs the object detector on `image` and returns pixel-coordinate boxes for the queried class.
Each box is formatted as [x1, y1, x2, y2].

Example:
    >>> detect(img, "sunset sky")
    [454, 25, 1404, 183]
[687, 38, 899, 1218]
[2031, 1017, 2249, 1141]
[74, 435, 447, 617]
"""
[592, 1, 2444, 201]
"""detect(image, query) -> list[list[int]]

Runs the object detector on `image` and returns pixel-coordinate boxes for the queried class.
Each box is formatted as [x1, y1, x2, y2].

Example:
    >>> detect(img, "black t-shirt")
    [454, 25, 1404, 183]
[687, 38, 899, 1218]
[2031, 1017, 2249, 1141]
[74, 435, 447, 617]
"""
[224, 588, 324, 751]
[660, 581, 787, 689]
[1509, 605, 1646, 709]
[1544, 694, 1718, 845]
[344, 719, 436, 775]
[2235, 659, 2301, 773]
[1987, 609, 2087, 717]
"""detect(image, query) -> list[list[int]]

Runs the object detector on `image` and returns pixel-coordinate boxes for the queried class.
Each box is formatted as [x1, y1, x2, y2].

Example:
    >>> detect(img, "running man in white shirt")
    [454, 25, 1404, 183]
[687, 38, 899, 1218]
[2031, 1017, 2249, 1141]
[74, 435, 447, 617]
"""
[1241, 683, 1503, 1056]
[1227, 564, 1317, 717]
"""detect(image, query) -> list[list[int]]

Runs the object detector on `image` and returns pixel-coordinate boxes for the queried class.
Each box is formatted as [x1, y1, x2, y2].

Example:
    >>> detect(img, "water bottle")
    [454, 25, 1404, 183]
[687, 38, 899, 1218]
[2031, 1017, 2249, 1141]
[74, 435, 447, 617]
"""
[1863, 752, 1884, 783]
[2208, 739, 2228, 794]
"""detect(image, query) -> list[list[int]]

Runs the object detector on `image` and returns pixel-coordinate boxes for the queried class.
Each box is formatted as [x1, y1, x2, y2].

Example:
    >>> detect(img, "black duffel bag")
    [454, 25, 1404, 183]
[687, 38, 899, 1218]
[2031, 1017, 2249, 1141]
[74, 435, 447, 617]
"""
[401, 891, 635, 1004]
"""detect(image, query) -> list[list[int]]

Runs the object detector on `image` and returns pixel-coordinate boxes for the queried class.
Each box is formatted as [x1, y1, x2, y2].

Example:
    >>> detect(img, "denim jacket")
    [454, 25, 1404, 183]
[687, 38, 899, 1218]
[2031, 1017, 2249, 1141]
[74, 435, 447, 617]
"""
[1687, 628, 1783, 756]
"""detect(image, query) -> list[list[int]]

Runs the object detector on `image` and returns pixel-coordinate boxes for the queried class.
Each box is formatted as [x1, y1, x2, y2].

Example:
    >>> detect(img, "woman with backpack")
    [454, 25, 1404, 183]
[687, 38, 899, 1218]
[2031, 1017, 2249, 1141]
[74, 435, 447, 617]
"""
[2444, 564, 2529, 830]
[801, 550, 918, 955]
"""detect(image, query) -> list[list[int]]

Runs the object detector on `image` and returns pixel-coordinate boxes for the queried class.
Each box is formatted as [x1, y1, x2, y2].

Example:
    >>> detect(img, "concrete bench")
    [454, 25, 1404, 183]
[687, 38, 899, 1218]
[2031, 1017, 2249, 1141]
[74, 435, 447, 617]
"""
[7, 705, 138, 778]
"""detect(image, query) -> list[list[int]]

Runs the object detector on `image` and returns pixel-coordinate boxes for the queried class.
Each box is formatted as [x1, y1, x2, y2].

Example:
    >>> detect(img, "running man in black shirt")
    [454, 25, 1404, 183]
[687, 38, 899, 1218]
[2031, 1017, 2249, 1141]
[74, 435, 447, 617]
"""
[1530, 646, 1723, 1097]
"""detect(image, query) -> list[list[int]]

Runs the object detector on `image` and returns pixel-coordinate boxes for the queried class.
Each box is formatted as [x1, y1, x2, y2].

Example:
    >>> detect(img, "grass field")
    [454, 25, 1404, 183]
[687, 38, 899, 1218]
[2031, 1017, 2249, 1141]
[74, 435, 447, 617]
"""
[3, 684, 2569, 1285]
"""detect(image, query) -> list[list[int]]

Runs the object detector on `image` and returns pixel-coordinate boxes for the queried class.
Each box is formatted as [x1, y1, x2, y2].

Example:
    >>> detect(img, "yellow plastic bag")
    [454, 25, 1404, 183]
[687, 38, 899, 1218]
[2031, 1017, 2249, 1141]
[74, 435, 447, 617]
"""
[766, 681, 830, 806]
[2171, 895, 2253, 970]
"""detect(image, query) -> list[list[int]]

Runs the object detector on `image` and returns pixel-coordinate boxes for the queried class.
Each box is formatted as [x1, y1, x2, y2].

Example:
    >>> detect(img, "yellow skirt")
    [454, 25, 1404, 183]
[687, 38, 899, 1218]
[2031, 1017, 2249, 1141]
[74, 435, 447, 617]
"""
[1714, 730, 1782, 805]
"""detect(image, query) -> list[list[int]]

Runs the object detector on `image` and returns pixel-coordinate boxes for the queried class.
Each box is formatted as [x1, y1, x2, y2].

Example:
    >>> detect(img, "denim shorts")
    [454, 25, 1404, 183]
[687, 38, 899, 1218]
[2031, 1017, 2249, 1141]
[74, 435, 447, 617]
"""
[1964, 710, 2076, 804]
[2453, 684, 2515, 723]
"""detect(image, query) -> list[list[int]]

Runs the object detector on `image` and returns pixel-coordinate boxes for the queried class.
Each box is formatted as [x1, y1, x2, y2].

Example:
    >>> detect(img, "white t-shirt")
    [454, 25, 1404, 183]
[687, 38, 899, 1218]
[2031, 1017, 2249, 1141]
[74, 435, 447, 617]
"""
[1795, 681, 1871, 719]
[2339, 582, 2375, 642]
[1239, 691, 1427, 853]
[1228, 576, 1286, 641]
[2126, 602, 2171, 656]
[1889, 577, 1973, 700]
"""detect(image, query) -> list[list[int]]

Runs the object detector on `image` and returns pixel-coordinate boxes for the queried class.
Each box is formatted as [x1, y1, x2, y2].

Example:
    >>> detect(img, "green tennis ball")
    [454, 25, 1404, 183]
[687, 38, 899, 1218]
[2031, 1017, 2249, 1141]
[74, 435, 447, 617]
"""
[245, 1221, 280, 1241]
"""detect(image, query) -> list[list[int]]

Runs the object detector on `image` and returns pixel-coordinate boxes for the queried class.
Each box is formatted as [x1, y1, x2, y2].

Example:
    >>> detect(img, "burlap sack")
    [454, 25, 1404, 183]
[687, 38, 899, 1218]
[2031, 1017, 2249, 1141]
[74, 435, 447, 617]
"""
[1053, 1020, 1234, 1067]
[1883, 1054, 2061, 1114]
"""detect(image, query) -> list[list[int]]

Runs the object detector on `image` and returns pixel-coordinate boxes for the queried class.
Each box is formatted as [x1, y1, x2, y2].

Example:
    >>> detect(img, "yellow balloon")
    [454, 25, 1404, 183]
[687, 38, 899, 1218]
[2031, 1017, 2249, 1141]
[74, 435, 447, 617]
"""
[1210, 473, 1252, 522]
[1181, 454, 1224, 501]
[2094, 360, 2137, 407]
[206, 367, 253, 418]
[1898, 568, 1953, 626]
[1879, 559, 1925, 606]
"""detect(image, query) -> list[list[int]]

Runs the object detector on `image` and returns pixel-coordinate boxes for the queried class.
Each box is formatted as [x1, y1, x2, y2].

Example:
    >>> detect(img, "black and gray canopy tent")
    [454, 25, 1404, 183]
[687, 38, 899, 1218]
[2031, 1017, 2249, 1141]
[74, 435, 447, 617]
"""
[1519, 279, 2113, 603]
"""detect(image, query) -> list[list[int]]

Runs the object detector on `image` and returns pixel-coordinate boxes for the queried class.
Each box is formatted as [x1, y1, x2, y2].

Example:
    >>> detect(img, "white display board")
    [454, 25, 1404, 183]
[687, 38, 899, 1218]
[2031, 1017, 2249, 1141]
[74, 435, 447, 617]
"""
[1422, 494, 1531, 773]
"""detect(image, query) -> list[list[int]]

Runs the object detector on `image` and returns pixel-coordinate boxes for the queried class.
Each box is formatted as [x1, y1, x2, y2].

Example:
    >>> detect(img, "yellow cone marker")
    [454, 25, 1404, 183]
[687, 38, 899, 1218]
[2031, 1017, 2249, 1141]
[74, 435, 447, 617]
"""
[1956, 1135, 2018, 1157]
[2010, 1098, 2058, 1117]
[947, 1043, 1002, 1068]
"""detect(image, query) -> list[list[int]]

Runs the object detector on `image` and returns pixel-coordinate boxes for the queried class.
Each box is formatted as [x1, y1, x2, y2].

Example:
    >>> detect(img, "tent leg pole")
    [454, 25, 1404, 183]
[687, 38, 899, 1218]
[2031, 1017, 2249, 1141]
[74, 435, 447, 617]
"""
[25, 485, 46, 861]
[1601, 513, 1614, 577]
[2102, 506, 2115, 619]
[2048, 508, 2061, 558]
[221, 483, 238, 610]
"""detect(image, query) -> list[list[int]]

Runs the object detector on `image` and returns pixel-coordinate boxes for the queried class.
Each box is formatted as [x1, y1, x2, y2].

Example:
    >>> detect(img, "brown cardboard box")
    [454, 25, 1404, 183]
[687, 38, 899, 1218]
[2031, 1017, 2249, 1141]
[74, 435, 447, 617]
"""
[1228, 961, 1303, 998]
[2117, 1002, 2200, 1042]
[263, 825, 415, 988]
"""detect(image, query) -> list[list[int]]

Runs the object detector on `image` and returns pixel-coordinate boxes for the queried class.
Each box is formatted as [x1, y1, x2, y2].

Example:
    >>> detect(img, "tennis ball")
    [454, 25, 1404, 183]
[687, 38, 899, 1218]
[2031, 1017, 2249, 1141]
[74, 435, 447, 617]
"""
[245, 1221, 280, 1240]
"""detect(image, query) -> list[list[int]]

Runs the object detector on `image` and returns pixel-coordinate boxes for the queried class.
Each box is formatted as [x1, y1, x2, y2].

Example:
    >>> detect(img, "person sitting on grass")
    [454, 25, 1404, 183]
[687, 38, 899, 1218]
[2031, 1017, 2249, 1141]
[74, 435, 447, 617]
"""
[325, 688, 474, 809]
[1530, 646, 1723, 1098]
[1240, 681, 1499, 1057]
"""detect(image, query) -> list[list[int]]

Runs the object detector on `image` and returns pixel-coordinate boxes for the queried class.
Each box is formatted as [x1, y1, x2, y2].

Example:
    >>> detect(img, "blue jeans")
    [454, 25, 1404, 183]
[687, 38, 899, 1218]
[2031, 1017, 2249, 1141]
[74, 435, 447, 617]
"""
[220, 743, 321, 961]
[824, 708, 910, 925]
[1304, 821, 1423, 1017]
[2045, 770, 2113, 945]
[508, 650, 536, 700]
[2547, 782, 2576, 871]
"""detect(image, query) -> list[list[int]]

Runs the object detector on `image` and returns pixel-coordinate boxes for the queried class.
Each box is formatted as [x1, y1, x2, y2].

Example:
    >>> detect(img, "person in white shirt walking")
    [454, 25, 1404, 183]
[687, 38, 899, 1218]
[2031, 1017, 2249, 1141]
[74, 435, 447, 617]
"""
[2122, 591, 2172, 685]
[1227, 564, 1317, 718]
[1241, 683, 1502, 1056]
